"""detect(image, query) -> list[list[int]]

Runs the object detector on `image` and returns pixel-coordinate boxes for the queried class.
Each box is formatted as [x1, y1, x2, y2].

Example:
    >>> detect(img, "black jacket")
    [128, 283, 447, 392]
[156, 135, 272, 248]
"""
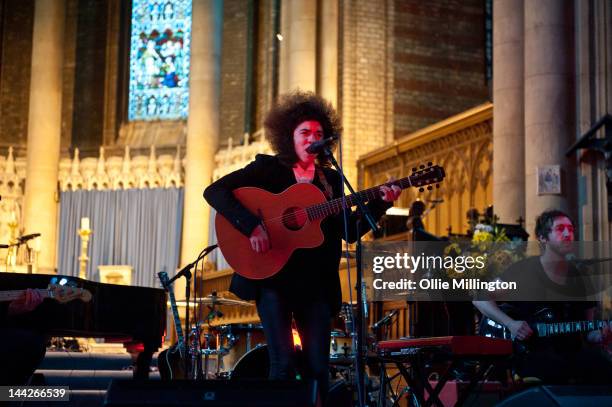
[203, 154, 391, 314]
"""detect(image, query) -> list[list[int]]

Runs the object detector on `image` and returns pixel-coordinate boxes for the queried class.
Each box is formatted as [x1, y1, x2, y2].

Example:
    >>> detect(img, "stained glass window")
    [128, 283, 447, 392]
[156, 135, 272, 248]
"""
[129, 0, 192, 121]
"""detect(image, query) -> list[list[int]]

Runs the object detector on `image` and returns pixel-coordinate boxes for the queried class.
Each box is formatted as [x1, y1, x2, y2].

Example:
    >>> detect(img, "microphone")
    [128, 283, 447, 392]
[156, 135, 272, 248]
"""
[305, 135, 338, 154]
[371, 309, 398, 330]
[18, 233, 41, 242]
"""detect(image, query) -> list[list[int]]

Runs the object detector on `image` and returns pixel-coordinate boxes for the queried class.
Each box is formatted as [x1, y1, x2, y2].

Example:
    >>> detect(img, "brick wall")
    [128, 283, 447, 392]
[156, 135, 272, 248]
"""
[60, 0, 78, 154]
[253, 0, 277, 133]
[339, 0, 394, 185]
[0, 0, 34, 149]
[71, 0, 107, 152]
[393, 0, 489, 137]
[220, 0, 248, 146]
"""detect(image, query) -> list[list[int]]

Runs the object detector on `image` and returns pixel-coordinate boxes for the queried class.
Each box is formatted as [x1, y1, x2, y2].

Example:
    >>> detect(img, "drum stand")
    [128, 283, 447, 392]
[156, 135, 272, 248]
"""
[166, 244, 218, 380]
[196, 299, 233, 379]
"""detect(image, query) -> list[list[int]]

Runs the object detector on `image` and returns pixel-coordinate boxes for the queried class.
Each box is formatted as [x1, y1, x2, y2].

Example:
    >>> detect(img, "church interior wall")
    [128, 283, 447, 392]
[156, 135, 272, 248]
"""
[0, 0, 34, 153]
[392, 0, 490, 138]
[71, 0, 108, 153]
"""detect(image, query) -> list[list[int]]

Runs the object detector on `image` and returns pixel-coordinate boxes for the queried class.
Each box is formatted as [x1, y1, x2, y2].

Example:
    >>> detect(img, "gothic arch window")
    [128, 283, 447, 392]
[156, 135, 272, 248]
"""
[128, 0, 192, 121]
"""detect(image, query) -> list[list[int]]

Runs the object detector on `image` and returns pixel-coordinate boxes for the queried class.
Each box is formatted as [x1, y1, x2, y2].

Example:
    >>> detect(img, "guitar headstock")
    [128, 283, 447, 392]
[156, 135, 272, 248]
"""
[409, 162, 445, 192]
[48, 284, 92, 303]
[158, 271, 170, 290]
[339, 302, 353, 322]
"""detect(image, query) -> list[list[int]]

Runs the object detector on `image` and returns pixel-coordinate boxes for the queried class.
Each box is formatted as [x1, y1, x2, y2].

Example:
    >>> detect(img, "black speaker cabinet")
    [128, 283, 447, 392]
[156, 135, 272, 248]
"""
[104, 379, 319, 407]
[497, 385, 612, 407]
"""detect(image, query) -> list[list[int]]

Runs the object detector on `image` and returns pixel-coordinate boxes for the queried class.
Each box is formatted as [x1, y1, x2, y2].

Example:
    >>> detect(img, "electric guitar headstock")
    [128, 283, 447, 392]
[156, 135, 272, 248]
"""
[47, 284, 92, 303]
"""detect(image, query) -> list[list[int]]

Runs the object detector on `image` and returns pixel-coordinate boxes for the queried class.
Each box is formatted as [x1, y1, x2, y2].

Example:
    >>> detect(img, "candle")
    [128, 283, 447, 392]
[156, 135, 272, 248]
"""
[33, 236, 42, 252]
[81, 217, 90, 231]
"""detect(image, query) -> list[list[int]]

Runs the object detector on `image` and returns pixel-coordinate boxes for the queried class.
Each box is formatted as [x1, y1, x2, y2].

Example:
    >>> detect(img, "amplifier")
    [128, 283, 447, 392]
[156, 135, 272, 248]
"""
[104, 379, 319, 407]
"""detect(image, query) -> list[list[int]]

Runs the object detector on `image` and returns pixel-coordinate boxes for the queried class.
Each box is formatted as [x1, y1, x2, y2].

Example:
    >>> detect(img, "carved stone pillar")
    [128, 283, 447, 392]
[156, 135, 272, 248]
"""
[524, 0, 575, 235]
[23, 0, 66, 272]
[180, 0, 222, 267]
[492, 0, 524, 224]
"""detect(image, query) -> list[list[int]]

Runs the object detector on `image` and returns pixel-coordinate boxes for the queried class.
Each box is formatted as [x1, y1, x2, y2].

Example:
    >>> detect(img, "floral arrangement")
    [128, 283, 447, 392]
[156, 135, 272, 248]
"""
[444, 223, 523, 280]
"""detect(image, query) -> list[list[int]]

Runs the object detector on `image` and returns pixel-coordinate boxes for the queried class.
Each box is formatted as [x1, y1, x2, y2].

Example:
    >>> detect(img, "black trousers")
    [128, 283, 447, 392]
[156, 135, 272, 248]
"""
[256, 287, 332, 399]
[0, 328, 47, 385]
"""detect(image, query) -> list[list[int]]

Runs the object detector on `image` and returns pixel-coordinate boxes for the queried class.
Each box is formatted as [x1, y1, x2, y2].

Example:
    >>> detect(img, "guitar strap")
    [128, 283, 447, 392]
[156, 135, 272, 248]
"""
[316, 167, 334, 201]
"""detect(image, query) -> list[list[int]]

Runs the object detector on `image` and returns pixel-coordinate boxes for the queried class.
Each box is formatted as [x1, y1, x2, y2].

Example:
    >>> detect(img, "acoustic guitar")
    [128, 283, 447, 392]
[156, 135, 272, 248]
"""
[215, 163, 445, 279]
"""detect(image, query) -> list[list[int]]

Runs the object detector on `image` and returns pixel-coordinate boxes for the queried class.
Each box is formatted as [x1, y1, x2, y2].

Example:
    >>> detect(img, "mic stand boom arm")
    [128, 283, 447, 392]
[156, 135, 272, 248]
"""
[321, 146, 378, 407]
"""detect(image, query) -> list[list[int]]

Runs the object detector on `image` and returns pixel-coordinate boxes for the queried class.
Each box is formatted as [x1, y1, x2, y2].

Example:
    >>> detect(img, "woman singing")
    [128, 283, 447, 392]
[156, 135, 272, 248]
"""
[204, 91, 400, 400]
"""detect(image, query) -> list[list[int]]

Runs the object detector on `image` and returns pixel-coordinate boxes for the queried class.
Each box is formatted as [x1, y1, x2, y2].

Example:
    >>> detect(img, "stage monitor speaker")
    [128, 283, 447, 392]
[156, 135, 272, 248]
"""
[496, 385, 612, 407]
[104, 379, 319, 407]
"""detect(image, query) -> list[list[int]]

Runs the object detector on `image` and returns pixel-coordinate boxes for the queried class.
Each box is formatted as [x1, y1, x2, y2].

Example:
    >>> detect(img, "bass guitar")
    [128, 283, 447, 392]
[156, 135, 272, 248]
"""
[215, 163, 445, 279]
[157, 271, 188, 380]
[0, 284, 92, 304]
[480, 306, 611, 353]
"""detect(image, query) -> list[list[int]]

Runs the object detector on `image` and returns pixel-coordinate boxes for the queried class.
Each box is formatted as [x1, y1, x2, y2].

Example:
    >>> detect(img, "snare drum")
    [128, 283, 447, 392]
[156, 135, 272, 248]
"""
[329, 330, 353, 362]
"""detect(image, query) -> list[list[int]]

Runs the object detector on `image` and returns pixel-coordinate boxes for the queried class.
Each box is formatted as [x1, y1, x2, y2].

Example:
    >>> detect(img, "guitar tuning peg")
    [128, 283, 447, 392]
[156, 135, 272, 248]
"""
[412, 167, 417, 172]
[419, 164, 425, 169]
[427, 186, 433, 191]
[419, 187, 424, 192]
[428, 162, 433, 167]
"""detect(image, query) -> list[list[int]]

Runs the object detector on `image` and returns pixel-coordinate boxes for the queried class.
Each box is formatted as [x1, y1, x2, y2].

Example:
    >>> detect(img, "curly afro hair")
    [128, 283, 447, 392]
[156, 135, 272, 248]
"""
[264, 91, 342, 167]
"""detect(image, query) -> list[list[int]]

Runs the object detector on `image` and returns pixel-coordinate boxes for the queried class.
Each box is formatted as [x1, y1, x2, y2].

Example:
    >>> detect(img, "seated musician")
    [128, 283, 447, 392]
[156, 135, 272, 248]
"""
[406, 200, 426, 234]
[204, 91, 401, 400]
[0, 288, 47, 385]
[473, 209, 612, 384]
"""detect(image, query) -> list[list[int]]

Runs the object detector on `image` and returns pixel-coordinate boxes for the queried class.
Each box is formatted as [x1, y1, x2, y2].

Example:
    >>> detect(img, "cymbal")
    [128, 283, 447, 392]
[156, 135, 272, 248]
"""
[170, 296, 253, 307]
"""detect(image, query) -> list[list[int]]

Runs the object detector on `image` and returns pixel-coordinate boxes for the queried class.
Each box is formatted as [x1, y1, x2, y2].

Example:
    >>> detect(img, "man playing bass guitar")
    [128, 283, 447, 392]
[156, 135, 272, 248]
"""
[474, 209, 612, 383]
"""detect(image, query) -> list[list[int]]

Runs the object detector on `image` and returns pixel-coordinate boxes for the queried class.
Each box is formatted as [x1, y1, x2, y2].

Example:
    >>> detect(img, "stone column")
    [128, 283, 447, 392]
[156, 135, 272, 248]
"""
[287, 0, 316, 92]
[181, 0, 222, 267]
[524, 0, 574, 235]
[319, 0, 338, 107]
[23, 0, 66, 273]
[492, 0, 524, 224]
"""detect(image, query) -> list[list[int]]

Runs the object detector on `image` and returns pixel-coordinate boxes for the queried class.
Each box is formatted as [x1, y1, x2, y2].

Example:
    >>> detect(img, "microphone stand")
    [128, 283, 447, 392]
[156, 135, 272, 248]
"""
[321, 146, 378, 407]
[166, 243, 218, 378]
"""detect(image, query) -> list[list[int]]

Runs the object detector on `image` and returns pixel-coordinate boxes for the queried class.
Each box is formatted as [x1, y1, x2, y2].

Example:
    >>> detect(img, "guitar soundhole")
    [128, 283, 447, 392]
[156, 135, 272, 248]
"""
[282, 207, 307, 231]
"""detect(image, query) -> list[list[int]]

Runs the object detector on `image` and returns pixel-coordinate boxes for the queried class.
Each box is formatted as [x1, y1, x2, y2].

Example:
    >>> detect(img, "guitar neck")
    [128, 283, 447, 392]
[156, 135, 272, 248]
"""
[0, 288, 51, 302]
[535, 319, 612, 338]
[167, 290, 184, 345]
[306, 177, 414, 221]
[158, 271, 184, 346]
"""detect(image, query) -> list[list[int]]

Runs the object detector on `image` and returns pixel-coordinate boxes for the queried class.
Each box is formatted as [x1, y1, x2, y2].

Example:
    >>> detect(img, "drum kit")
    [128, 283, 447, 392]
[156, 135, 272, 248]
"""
[176, 294, 361, 384]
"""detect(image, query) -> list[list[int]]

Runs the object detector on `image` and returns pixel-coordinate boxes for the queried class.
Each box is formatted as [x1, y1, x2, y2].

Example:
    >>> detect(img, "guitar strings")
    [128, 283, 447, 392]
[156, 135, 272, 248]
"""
[256, 177, 415, 225]
[257, 188, 378, 225]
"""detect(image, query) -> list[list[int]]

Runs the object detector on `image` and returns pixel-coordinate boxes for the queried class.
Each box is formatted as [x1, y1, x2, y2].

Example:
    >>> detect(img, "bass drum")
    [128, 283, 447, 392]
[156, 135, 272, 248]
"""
[230, 344, 270, 379]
